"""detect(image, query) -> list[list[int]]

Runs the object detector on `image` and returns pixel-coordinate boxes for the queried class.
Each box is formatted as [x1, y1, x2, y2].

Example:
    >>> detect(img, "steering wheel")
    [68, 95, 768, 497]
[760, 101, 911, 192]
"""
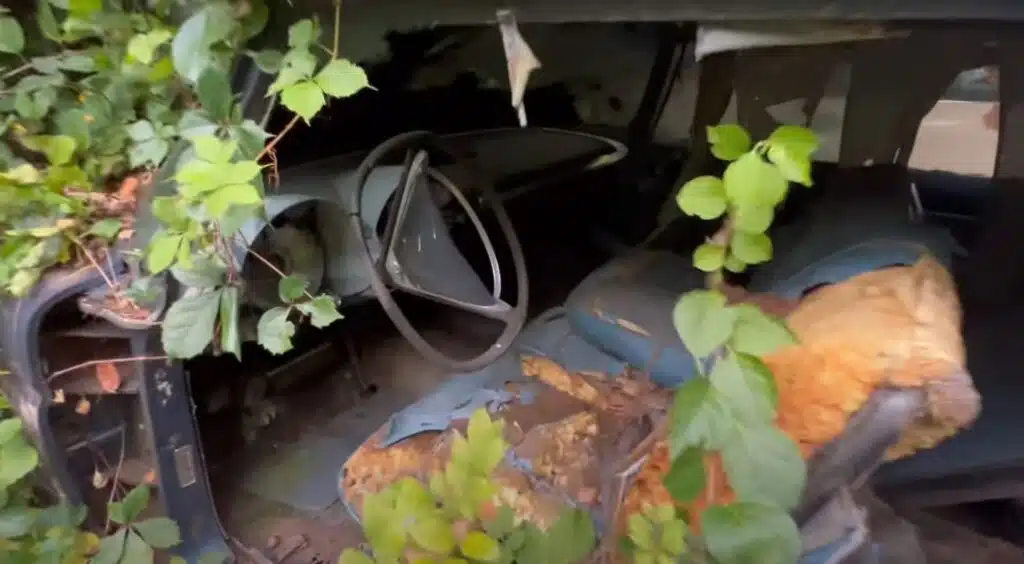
[351, 131, 530, 372]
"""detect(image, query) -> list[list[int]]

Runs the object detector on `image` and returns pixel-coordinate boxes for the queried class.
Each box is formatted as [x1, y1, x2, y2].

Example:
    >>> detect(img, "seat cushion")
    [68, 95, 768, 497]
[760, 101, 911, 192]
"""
[565, 251, 704, 388]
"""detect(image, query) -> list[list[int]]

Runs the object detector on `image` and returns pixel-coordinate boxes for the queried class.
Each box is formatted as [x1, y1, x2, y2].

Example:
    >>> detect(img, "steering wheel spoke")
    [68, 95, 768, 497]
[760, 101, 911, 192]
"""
[352, 131, 529, 372]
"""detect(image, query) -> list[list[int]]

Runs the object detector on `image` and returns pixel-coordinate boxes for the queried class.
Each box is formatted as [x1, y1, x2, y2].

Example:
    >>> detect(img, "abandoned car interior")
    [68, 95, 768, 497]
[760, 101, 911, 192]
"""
[11, 8, 1024, 564]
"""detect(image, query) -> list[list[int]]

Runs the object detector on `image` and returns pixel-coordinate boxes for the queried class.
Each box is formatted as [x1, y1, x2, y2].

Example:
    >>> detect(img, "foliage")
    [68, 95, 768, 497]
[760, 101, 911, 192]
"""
[661, 123, 820, 564]
[0, 0, 366, 359]
[338, 409, 597, 564]
[0, 397, 231, 563]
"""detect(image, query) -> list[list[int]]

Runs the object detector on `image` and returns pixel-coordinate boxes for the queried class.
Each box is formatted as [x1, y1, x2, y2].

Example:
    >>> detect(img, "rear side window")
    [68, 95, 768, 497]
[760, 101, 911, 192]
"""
[908, 66, 998, 177]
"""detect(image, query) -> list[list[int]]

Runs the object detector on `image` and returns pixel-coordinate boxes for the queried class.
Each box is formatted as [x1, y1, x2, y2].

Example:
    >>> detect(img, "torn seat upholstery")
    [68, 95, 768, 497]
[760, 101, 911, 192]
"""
[340, 178, 979, 562]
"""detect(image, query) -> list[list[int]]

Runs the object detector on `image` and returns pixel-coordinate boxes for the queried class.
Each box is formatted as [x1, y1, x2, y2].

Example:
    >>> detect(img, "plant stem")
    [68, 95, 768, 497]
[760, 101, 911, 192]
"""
[256, 114, 299, 161]
[333, 0, 342, 56]
[241, 238, 315, 300]
[47, 355, 168, 381]
[70, 234, 117, 290]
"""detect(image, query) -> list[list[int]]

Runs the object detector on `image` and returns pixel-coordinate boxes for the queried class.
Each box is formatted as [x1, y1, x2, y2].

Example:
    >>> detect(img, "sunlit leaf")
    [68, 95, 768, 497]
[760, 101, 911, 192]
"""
[672, 289, 734, 358]
[708, 352, 774, 423]
[278, 274, 307, 302]
[126, 29, 172, 64]
[707, 124, 751, 162]
[171, 254, 226, 288]
[702, 502, 801, 564]
[281, 81, 325, 123]
[161, 290, 221, 359]
[205, 183, 262, 218]
[730, 232, 772, 265]
[315, 59, 369, 99]
[249, 49, 282, 73]
[693, 243, 726, 273]
[178, 110, 220, 140]
[19, 135, 77, 165]
[133, 516, 181, 549]
[731, 205, 774, 234]
[257, 306, 295, 355]
[409, 514, 455, 554]
[676, 175, 727, 220]
[122, 528, 155, 563]
[171, 4, 237, 82]
[661, 518, 687, 556]
[723, 153, 788, 210]
[628, 514, 654, 550]
[460, 531, 500, 561]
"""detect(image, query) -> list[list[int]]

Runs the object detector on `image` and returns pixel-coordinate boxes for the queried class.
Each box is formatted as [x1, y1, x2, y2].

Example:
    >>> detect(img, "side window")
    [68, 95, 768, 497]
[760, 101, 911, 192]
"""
[908, 66, 999, 177]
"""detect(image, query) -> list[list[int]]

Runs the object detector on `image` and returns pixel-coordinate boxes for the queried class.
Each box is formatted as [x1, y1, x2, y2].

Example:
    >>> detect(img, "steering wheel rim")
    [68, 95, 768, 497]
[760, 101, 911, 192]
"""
[351, 130, 530, 372]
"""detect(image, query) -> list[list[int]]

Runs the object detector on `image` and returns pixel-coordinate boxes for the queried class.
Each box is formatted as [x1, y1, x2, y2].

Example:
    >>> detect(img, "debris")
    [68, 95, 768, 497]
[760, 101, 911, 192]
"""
[496, 9, 540, 127]
[75, 397, 91, 415]
[96, 362, 121, 393]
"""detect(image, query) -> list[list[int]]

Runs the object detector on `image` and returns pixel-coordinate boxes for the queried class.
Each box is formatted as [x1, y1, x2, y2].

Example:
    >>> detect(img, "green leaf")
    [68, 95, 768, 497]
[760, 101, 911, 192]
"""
[205, 183, 262, 218]
[708, 352, 775, 423]
[257, 307, 295, 355]
[676, 176, 727, 220]
[171, 4, 237, 82]
[146, 230, 182, 274]
[279, 274, 307, 303]
[0, 507, 38, 538]
[723, 153, 789, 209]
[671, 289, 734, 358]
[702, 502, 801, 564]
[134, 517, 181, 548]
[288, 19, 315, 48]
[730, 304, 795, 356]
[68, 0, 101, 16]
[127, 29, 173, 64]
[767, 126, 820, 160]
[116, 484, 150, 524]
[628, 514, 654, 549]
[127, 120, 157, 141]
[546, 508, 596, 564]
[767, 144, 813, 188]
[281, 81, 325, 123]
[130, 138, 170, 168]
[123, 529, 155, 563]
[661, 519, 687, 556]
[297, 295, 343, 328]
[161, 290, 222, 359]
[192, 135, 237, 163]
[707, 124, 751, 162]
[198, 552, 229, 564]
[338, 549, 375, 564]
[249, 49, 283, 73]
[724, 254, 747, 273]
[87, 219, 122, 241]
[0, 16, 24, 54]
[409, 514, 456, 554]
[58, 54, 94, 72]
[219, 286, 242, 360]
[730, 232, 772, 264]
[197, 67, 233, 121]
[692, 243, 726, 273]
[178, 110, 220, 140]
[668, 378, 734, 456]
[0, 418, 22, 444]
[20, 135, 77, 165]
[731, 205, 774, 234]
[37, 1, 60, 42]
[315, 59, 369, 98]
[0, 434, 29, 486]
[733, 353, 779, 409]
[460, 531, 500, 561]
[92, 528, 127, 564]
[662, 447, 705, 503]
[170, 255, 226, 288]
[721, 426, 806, 510]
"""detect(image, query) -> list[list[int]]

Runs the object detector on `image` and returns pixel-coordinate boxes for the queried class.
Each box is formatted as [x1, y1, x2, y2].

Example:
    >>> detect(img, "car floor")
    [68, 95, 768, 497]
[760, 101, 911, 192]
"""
[201, 177, 613, 561]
